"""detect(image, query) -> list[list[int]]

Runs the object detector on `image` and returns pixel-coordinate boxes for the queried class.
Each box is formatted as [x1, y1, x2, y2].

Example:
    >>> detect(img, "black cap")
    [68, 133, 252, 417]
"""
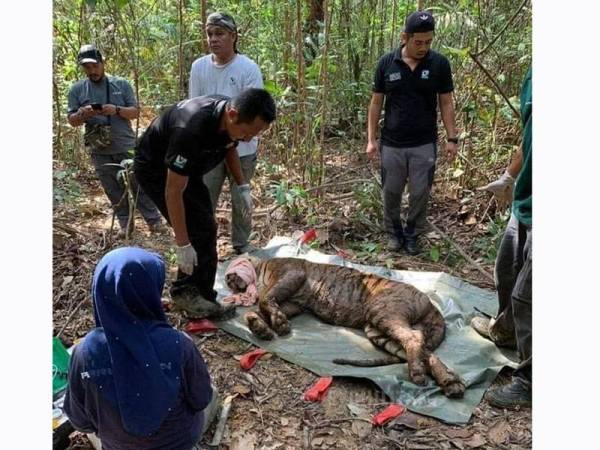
[405, 11, 435, 33]
[77, 44, 103, 65]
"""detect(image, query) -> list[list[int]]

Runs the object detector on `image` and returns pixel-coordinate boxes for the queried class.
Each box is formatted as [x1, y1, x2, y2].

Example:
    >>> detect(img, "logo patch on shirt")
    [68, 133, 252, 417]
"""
[173, 155, 188, 169]
[421, 70, 430, 79]
[389, 72, 402, 82]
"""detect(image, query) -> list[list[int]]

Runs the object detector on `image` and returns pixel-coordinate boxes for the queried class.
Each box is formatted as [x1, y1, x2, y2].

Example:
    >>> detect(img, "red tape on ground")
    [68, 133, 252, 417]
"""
[239, 348, 269, 370]
[185, 319, 218, 334]
[302, 376, 333, 402]
[372, 403, 406, 426]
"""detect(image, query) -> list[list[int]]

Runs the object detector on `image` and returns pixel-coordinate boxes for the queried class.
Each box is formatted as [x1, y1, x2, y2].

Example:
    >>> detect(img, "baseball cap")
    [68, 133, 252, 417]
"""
[77, 44, 103, 65]
[405, 11, 435, 33]
[206, 12, 237, 33]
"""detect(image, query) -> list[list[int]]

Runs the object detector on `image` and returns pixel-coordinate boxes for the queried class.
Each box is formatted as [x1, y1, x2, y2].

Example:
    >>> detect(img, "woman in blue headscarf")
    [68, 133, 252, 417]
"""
[64, 247, 214, 450]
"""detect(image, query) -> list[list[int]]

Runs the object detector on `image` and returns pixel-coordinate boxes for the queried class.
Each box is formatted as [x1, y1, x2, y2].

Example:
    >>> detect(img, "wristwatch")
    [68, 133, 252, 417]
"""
[447, 137, 459, 144]
[115, 106, 121, 116]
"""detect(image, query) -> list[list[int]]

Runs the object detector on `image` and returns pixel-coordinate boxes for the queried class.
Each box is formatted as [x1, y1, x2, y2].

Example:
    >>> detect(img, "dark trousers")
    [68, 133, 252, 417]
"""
[91, 152, 162, 229]
[491, 214, 532, 382]
[134, 163, 218, 302]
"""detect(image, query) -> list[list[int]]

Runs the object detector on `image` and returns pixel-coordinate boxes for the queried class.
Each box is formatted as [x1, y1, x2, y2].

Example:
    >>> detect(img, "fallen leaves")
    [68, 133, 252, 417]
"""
[487, 420, 511, 445]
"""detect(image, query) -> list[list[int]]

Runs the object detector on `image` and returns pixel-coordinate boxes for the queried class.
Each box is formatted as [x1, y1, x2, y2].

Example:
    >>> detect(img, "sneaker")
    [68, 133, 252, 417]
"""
[387, 236, 404, 252]
[471, 316, 517, 349]
[470, 316, 492, 339]
[234, 243, 259, 255]
[404, 237, 419, 255]
[486, 377, 531, 409]
[148, 221, 168, 234]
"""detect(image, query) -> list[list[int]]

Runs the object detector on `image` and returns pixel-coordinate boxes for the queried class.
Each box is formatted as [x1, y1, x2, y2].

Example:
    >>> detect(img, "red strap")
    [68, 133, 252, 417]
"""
[302, 376, 333, 402]
[300, 228, 317, 244]
[372, 403, 406, 426]
[185, 319, 218, 334]
[239, 348, 269, 370]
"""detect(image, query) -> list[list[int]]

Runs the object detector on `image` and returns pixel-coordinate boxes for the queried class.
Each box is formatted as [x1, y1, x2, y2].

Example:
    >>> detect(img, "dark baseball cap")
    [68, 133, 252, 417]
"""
[206, 12, 237, 33]
[78, 44, 103, 64]
[405, 11, 435, 33]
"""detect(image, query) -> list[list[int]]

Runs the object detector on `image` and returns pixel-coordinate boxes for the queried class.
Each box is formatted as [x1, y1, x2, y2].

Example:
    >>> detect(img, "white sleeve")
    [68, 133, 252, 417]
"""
[244, 63, 264, 89]
[189, 60, 200, 99]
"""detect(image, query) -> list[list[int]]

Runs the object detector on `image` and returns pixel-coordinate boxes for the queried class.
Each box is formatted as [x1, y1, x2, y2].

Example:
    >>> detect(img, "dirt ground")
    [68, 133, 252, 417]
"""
[53, 142, 532, 449]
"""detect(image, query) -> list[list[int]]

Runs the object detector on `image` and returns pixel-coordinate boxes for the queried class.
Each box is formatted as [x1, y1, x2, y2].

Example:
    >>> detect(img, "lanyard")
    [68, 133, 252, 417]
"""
[105, 77, 111, 125]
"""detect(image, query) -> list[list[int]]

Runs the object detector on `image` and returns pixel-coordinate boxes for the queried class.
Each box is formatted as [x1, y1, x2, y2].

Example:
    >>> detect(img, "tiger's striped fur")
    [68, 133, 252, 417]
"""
[226, 257, 465, 398]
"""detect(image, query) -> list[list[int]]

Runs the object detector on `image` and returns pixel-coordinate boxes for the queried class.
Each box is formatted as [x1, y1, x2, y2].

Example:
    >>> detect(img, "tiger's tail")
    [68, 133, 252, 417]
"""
[332, 355, 405, 367]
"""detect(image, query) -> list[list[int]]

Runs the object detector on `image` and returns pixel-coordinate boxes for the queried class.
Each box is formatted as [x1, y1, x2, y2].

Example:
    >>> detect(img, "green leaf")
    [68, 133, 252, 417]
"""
[430, 246, 440, 262]
[442, 45, 469, 58]
[452, 168, 464, 178]
[264, 79, 284, 97]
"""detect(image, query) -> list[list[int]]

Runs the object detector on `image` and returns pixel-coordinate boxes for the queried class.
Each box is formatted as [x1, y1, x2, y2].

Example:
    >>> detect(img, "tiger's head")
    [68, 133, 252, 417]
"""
[225, 254, 262, 293]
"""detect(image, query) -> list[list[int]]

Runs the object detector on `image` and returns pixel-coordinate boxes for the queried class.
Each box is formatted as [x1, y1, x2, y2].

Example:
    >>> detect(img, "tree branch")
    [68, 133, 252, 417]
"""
[475, 0, 529, 57]
[468, 51, 520, 119]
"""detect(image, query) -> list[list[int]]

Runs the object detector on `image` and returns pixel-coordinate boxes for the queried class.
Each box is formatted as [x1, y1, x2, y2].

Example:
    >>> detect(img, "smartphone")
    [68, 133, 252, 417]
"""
[91, 103, 103, 110]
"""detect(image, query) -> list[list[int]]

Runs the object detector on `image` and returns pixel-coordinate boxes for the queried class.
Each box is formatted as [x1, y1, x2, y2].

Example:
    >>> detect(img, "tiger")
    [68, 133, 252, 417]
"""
[225, 256, 465, 398]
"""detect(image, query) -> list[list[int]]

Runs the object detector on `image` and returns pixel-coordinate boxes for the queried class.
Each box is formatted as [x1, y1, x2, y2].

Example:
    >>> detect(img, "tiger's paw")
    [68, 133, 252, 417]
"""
[442, 379, 466, 398]
[246, 312, 276, 340]
[409, 363, 427, 386]
[270, 310, 291, 336]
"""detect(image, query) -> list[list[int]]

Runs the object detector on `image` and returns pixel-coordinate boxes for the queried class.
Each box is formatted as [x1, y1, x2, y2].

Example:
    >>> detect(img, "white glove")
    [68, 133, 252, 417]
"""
[237, 184, 253, 219]
[478, 170, 515, 204]
[176, 244, 197, 275]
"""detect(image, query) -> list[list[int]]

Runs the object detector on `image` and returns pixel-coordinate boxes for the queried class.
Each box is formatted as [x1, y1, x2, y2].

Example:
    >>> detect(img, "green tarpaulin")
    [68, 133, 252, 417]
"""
[214, 237, 516, 425]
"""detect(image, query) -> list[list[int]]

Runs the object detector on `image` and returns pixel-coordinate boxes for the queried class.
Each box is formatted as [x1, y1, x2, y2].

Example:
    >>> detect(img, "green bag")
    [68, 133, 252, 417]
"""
[83, 77, 112, 150]
[84, 123, 112, 150]
[52, 337, 70, 396]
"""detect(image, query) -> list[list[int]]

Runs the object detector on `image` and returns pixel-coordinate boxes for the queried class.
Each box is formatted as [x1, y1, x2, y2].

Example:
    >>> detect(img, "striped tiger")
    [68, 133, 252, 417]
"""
[226, 256, 465, 398]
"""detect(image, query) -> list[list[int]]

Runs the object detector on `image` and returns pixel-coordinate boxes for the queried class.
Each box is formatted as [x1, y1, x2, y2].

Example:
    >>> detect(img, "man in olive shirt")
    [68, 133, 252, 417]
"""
[472, 68, 532, 408]
[134, 89, 276, 308]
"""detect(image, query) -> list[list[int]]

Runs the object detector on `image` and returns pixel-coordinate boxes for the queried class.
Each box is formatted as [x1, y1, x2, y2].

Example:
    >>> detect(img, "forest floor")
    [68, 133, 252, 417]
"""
[53, 138, 531, 449]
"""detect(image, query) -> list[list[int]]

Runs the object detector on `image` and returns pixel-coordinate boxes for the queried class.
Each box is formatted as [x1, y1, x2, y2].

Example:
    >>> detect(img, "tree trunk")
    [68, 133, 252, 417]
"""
[306, 0, 324, 34]
[318, 0, 332, 185]
[178, 0, 185, 99]
[391, 0, 398, 49]
[294, 0, 307, 180]
[200, 0, 207, 55]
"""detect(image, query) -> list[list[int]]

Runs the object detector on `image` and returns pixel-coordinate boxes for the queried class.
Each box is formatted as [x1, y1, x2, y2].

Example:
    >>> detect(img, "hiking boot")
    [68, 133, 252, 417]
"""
[148, 221, 168, 234]
[171, 291, 235, 320]
[387, 236, 404, 252]
[117, 220, 135, 239]
[234, 243, 259, 255]
[404, 237, 419, 255]
[486, 377, 532, 409]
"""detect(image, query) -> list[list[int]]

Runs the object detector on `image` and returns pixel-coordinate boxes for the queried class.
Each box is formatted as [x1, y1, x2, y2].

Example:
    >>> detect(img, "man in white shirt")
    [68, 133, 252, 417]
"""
[189, 12, 264, 254]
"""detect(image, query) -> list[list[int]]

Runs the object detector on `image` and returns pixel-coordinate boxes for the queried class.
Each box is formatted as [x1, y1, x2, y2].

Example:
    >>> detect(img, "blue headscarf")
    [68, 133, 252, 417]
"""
[81, 247, 183, 437]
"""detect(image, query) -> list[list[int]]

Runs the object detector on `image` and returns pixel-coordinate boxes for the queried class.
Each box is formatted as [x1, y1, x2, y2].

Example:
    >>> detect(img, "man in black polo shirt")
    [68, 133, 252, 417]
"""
[366, 10, 459, 255]
[134, 88, 276, 310]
